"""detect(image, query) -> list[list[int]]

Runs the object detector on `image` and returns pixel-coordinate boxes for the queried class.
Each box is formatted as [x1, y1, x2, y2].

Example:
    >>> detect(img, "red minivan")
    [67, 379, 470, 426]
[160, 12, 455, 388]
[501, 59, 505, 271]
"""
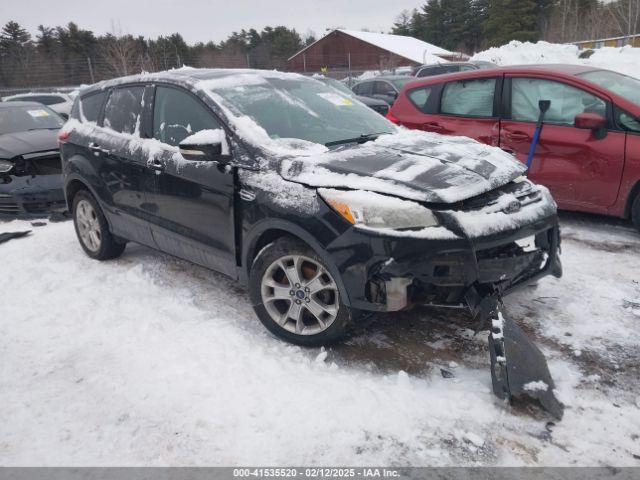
[387, 65, 640, 228]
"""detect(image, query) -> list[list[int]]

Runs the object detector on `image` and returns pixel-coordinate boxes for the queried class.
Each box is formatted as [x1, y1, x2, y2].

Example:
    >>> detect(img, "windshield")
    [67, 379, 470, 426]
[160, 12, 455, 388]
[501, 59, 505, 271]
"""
[0, 105, 64, 135]
[210, 75, 394, 146]
[579, 70, 640, 106]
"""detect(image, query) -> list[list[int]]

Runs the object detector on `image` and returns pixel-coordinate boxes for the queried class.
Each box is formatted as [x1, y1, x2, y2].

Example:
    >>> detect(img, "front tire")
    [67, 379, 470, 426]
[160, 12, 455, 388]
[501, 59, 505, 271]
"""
[249, 237, 352, 346]
[72, 190, 126, 260]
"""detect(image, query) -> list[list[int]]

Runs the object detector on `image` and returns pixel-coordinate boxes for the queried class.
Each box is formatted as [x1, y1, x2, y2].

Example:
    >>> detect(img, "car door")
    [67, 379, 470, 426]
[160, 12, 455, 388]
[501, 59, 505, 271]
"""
[412, 76, 501, 146]
[371, 80, 398, 105]
[500, 76, 626, 212]
[97, 84, 156, 245]
[145, 84, 237, 277]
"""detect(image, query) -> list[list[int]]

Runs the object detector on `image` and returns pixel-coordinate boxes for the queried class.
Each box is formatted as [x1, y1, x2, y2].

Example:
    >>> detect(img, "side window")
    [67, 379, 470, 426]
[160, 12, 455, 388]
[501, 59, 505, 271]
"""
[374, 81, 396, 95]
[353, 82, 371, 95]
[79, 91, 107, 123]
[407, 86, 435, 112]
[616, 107, 640, 133]
[511, 78, 607, 125]
[441, 78, 496, 117]
[153, 86, 220, 147]
[103, 86, 145, 135]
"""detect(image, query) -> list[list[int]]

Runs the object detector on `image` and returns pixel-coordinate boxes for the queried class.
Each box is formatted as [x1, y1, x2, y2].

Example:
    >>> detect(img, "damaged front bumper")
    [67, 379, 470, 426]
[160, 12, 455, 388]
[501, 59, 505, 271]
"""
[330, 214, 561, 312]
[0, 174, 66, 216]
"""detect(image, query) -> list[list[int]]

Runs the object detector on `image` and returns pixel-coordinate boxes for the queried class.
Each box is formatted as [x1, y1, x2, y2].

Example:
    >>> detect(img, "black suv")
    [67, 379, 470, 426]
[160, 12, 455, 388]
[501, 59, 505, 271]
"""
[60, 69, 561, 346]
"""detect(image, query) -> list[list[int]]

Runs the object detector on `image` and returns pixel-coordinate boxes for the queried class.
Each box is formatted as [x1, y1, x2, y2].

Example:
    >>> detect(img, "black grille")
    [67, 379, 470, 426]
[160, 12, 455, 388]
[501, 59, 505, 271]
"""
[458, 180, 541, 212]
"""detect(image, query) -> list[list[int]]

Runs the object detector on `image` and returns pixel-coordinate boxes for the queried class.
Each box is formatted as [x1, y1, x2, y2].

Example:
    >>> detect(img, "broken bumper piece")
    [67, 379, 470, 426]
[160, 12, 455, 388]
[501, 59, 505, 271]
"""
[487, 300, 564, 419]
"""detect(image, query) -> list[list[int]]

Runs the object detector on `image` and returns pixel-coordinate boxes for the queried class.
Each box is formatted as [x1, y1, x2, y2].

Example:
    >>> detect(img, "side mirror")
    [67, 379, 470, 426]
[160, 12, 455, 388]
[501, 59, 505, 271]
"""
[179, 129, 230, 162]
[575, 113, 606, 139]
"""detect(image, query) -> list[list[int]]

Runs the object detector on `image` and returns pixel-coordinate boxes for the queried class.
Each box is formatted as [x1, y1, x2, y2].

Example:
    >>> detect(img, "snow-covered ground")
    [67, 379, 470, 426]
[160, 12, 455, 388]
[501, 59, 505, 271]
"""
[472, 41, 640, 79]
[1, 214, 639, 466]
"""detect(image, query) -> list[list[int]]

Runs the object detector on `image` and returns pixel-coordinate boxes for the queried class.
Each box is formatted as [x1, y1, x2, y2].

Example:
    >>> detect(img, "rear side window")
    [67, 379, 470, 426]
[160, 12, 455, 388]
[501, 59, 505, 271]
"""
[407, 86, 436, 112]
[103, 86, 145, 135]
[79, 91, 107, 123]
[441, 78, 496, 117]
[511, 78, 606, 125]
[153, 86, 220, 146]
[353, 82, 372, 95]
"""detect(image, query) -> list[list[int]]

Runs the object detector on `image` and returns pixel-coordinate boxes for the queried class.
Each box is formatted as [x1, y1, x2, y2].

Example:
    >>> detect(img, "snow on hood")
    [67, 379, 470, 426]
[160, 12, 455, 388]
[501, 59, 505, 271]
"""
[280, 129, 525, 205]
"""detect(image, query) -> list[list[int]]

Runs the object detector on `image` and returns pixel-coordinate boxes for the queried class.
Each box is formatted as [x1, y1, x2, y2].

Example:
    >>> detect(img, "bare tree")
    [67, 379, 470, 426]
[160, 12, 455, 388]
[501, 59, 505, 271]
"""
[609, 0, 640, 36]
[100, 34, 140, 76]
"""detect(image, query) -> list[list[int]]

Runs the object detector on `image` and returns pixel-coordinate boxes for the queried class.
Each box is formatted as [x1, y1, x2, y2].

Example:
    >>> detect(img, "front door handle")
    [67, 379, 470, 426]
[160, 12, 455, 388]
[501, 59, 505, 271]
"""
[422, 122, 444, 133]
[149, 158, 164, 174]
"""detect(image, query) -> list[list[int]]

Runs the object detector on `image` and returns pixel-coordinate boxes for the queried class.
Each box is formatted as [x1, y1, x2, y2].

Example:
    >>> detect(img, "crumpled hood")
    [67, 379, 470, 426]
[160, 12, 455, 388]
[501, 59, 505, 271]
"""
[0, 129, 59, 159]
[280, 130, 526, 204]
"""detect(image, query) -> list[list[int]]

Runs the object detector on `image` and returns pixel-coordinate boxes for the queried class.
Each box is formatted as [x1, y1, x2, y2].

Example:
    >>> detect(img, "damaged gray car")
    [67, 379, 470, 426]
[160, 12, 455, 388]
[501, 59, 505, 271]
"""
[0, 101, 66, 216]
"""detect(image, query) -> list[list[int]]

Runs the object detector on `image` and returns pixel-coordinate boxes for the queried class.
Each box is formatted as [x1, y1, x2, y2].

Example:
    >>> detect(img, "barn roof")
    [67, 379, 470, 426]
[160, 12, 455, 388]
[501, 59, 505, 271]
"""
[288, 29, 453, 64]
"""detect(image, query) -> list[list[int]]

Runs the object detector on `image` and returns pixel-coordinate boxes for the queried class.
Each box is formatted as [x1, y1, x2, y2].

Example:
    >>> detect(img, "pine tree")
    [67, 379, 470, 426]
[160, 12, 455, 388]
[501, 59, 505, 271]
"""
[483, 0, 539, 47]
[0, 21, 32, 57]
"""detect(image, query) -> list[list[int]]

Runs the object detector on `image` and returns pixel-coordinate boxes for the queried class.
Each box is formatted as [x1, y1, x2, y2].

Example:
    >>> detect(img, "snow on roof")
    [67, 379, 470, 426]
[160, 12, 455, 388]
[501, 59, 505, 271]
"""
[289, 29, 453, 65]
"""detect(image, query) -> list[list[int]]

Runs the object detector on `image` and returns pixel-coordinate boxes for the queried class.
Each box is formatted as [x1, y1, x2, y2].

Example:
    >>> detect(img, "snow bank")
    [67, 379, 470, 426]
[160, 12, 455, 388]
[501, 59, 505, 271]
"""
[2, 216, 640, 465]
[472, 41, 640, 79]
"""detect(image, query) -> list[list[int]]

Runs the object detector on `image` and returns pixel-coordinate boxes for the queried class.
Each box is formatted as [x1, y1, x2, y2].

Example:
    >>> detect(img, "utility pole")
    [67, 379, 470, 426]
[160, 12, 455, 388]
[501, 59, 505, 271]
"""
[86, 57, 95, 83]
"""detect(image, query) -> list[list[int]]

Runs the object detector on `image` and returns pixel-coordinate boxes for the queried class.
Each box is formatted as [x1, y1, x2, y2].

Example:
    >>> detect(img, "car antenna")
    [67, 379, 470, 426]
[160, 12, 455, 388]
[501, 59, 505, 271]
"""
[526, 100, 551, 172]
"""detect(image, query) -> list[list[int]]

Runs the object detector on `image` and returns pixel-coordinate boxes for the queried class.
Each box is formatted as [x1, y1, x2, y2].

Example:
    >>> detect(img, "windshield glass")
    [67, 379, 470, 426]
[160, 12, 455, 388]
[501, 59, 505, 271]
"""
[0, 105, 64, 135]
[579, 70, 640, 106]
[209, 75, 394, 146]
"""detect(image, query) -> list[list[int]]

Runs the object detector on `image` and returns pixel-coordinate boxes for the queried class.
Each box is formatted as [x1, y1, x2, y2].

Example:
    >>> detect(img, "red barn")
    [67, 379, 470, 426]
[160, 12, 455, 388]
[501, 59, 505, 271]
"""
[288, 29, 458, 72]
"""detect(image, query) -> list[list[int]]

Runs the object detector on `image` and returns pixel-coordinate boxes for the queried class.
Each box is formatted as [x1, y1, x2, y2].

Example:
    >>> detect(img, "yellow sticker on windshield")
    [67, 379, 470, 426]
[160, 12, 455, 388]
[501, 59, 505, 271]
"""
[27, 109, 50, 118]
[317, 92, 353, 106]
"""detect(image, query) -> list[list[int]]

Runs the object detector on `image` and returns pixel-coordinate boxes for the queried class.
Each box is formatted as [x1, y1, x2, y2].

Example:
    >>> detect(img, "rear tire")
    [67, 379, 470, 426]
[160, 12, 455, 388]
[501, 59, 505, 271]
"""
[249, 237, 352, 346]
[72, 190, 126, 260]
[632, 193, 640, 232]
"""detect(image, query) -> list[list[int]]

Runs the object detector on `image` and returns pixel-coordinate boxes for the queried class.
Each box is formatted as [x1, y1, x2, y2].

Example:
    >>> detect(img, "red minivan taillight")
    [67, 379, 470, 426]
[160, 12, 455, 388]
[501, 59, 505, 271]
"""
[386, 110, 400, 125]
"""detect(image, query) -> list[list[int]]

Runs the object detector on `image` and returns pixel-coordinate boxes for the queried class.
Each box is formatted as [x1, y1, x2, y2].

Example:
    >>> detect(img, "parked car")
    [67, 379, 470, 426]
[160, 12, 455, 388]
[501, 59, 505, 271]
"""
[59, 69, 561, 347]
[351, 75, 415, 106]
[4, 92, 74, 119]
[387, 65, 640, 229]
[315, 76, 389, 115]
[0, 101, 66, 215]
[414, 61, 497, 78]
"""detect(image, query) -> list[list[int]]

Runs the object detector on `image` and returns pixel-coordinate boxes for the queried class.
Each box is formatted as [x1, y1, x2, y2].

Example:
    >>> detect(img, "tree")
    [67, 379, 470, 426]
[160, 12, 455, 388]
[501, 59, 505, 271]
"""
[392, 10, 414, 35]
[483, 0, 539, 47]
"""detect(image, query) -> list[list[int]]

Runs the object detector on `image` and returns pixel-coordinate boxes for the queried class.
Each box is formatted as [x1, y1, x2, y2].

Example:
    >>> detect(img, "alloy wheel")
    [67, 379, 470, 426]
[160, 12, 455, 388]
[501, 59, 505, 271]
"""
[75, 199, 102, 252]
[260, 254, 339, 335]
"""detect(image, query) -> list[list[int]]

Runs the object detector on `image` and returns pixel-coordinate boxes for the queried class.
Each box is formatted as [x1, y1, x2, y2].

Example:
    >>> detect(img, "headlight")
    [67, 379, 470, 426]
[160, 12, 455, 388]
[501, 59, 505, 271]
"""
[318, 188, 439, 229]
[0, 159, 14, 173]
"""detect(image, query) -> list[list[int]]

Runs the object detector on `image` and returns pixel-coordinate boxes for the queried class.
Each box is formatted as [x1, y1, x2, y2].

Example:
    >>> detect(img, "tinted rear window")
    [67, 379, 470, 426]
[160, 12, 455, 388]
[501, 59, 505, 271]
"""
[79, 91, 107, 123]
[103, 87, 145, 134]
[8, 94, 66, 105]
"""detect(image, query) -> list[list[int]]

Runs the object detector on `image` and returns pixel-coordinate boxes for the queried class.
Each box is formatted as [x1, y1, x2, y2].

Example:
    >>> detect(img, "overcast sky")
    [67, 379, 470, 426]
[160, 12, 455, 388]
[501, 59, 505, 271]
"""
[3, 0, 422, 44]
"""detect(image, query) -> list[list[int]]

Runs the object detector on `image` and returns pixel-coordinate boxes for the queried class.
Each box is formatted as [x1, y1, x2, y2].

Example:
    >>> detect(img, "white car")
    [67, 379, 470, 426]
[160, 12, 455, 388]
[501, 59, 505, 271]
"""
[3, 92, 73, 119]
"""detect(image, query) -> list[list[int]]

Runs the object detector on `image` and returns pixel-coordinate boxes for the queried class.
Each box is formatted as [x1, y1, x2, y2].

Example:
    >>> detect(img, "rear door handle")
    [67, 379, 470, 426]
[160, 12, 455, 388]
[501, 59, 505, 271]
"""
[422, 122, 444, 133]
[88, 142, 110, 155]
[505, 131, 530, 141]
[501, 147, 516, 155]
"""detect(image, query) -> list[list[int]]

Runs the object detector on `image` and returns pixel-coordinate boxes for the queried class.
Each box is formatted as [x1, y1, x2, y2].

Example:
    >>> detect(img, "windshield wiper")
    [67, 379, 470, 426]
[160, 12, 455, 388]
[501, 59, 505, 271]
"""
[325, 132, 389, 147]
[27, 127, 61, 131]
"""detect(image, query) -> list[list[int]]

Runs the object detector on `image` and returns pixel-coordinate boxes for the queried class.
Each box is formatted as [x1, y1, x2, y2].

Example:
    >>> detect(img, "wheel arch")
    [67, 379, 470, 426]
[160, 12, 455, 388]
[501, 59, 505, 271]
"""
[241, 219, 353, 307]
